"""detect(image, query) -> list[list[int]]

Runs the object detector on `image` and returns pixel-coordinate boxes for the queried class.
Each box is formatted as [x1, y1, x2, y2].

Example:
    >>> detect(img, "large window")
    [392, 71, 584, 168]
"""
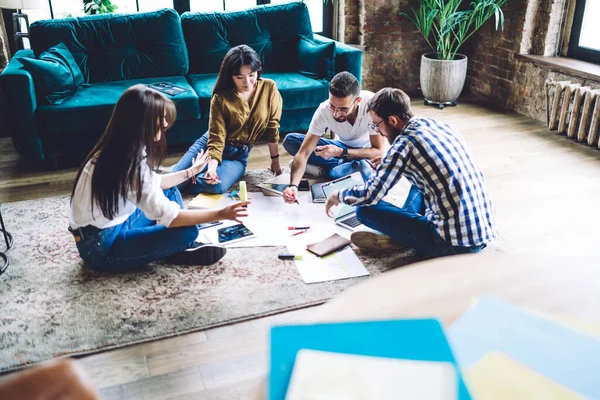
[24, 0, 330, 36]
[569, 0, 600, 64]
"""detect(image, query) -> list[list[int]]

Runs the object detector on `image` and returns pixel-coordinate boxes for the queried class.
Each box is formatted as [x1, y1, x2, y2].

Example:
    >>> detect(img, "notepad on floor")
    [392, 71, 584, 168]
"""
[285, 349, 457, 400]
[269, 319, 471, 400]
[187, 193, 224, 209]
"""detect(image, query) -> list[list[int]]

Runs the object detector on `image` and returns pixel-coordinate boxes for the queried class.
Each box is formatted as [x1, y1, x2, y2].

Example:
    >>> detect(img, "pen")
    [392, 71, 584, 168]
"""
[292, 229, 309, 237]
[278, 254, 303, 260]
[288, 226, 310, 230]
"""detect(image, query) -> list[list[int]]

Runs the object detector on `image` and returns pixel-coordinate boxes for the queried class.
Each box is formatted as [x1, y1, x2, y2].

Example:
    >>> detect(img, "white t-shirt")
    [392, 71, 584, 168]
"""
[69, 156, 181, 230]
[308, 90, 377, 148]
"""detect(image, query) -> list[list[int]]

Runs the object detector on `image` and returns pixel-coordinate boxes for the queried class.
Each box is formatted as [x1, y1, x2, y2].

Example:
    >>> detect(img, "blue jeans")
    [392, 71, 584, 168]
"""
[356, 185, 486, 258]
[282, 133, 373, 181]
[71, 187, 199, 272]
[172, 132, 251, 195]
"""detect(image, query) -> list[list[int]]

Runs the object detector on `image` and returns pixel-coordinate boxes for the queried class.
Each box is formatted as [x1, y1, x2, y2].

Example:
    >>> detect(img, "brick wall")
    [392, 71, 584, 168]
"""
[346, 0, 429, 94]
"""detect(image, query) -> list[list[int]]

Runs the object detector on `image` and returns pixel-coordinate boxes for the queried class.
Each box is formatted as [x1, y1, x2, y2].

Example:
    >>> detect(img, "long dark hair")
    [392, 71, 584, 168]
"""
[213, 45, 262, 96]
[71, 84, 176, 220]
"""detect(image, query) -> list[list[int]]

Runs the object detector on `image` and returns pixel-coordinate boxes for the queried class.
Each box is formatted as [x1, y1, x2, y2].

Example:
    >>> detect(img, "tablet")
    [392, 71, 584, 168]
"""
[217, 224, 255, 245]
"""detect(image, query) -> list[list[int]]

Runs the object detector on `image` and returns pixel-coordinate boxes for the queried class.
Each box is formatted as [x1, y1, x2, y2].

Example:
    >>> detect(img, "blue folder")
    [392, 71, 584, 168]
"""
[269, 318, 471, 400]
[448, 296, 600, 399]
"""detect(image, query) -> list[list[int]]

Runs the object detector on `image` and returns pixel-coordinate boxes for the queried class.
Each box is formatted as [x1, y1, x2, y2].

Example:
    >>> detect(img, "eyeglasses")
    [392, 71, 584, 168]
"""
[368, 119, 385, 131]
[326, 100, 356, 115]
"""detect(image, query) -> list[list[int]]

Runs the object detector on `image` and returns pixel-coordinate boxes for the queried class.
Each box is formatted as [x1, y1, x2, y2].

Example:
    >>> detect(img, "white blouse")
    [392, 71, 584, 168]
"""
[68, 156, 181, 230]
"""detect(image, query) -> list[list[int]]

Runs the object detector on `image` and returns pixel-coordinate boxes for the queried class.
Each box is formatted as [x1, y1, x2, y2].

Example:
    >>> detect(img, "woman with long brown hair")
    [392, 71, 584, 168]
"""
[68, 84, 248, 271]
[172, 45, 283, 194]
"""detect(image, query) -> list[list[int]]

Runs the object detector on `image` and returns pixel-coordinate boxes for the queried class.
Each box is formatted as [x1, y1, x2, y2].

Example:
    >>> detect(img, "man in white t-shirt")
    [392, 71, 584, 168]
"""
[282, 72, 386, 203]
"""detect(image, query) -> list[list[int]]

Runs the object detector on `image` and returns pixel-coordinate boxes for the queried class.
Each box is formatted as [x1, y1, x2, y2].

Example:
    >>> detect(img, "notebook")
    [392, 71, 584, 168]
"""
[320, 172, 365, 231]
[258, 173, 291, 197]
[269, 319, 471, 400]
[306, 233, 351, 257]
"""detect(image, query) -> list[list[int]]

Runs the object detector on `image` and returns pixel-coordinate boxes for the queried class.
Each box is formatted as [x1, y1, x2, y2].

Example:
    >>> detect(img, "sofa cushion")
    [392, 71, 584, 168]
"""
[187, 72, 327, 114]
[182, 2, 314, 74]
[18, 43, 84, 104]
[29, 9, 189, 84]
[37, 76, 200, 136]
[297, 39, 335, 81]
[262, 72, 328, 111]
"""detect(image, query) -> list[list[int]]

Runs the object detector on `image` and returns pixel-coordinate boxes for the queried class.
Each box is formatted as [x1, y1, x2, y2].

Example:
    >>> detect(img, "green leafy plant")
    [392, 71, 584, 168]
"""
[401, 0, 509, 60]
[84, 0, 118, 15]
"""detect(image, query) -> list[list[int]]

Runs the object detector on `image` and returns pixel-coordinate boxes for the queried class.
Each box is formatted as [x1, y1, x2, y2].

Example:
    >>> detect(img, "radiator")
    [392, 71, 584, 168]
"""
[546, 80, 600, 147]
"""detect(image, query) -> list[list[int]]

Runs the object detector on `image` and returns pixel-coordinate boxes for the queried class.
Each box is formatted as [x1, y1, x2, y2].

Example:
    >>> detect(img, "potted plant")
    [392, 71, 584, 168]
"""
[84, 0, 118, 15]
[401, 0, 508, 109]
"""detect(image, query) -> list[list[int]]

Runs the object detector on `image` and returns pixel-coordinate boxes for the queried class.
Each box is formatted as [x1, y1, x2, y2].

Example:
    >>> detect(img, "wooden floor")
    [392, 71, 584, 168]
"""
[2, 99, 600, 399]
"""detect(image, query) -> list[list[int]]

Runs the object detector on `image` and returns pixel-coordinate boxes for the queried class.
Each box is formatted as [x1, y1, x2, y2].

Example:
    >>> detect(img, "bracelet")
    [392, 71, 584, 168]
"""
[289, 184, 298, 189]
[270, 154, 280, 160]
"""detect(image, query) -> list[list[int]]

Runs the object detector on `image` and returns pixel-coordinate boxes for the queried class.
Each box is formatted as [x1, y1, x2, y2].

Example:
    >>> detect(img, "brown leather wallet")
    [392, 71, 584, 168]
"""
[306, 233, 352, 257]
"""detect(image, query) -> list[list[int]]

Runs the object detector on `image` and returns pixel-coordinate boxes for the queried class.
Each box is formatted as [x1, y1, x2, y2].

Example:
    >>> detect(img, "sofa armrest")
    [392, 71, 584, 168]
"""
[0, 50, 44, 161]
[313, 34, 363, 83]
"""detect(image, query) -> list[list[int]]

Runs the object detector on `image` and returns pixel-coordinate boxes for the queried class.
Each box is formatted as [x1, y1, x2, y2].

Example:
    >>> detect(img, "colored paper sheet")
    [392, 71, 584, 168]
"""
[449, 297, 600, 399]
[466, 351, 584, 400]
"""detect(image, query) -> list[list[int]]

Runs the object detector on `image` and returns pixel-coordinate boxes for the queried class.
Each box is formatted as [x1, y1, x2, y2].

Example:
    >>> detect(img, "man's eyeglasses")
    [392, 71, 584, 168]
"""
[326, 101, 356, 115]
[368, 119, 385, 131]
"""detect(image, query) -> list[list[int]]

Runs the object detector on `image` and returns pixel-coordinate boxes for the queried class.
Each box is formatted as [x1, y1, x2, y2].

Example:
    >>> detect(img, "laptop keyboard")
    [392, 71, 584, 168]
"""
[342, 215, 362, 228]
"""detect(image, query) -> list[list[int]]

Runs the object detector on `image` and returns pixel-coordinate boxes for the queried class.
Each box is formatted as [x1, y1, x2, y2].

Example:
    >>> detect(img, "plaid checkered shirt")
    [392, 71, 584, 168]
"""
[339, 117, 497, 247]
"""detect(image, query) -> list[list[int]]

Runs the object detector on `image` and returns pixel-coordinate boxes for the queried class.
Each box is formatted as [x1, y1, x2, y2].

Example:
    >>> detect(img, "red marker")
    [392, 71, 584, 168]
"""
[292, 229, 309, 237]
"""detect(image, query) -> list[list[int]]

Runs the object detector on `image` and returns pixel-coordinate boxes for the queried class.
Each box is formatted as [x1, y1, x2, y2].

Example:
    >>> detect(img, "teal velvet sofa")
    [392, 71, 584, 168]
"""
[0, 2, 362, 164]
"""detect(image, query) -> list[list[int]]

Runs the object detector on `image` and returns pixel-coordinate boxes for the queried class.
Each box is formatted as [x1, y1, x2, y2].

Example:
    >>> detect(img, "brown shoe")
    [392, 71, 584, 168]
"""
[350, 231, 405, 252]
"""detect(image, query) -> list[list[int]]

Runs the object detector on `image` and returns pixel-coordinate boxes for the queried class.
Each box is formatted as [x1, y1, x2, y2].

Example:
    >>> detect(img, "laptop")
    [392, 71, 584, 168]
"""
[320, 172, 365, 231]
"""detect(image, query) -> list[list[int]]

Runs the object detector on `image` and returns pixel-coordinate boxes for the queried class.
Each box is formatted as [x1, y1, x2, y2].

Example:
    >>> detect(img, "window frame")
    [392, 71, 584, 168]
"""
[568, 0, 600, 64]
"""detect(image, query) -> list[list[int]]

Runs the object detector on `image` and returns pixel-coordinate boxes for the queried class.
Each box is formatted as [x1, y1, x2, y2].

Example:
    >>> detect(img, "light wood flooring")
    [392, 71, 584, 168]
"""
[2, 98, 600, 399]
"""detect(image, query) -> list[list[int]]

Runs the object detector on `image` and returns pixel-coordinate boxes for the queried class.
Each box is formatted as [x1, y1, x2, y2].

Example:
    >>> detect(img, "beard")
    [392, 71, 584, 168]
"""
[384, 126, 403, 145]
[333, 115, 347, 123]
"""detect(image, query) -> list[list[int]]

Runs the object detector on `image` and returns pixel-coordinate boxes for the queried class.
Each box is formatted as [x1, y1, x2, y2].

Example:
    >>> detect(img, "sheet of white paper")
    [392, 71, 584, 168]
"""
[286, 243, 368, 284]
[285, 349, 457, 400]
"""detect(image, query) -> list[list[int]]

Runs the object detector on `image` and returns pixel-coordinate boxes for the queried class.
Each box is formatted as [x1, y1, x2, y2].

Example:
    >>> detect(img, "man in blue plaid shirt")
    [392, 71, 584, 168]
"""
[325, 88, 497, 257]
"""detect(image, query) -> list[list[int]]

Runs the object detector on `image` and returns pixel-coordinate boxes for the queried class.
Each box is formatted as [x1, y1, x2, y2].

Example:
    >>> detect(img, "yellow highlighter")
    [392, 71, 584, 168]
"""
[239, 181, 248, 205]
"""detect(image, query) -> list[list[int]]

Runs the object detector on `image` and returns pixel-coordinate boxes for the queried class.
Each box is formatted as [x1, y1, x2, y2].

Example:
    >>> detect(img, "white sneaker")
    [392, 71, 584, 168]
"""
[288, 160, 326, 178]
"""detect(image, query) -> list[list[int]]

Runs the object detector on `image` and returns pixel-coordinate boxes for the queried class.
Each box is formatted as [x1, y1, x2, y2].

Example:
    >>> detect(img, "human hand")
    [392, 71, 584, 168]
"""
[219, 201, 250, 223]
[269, 159, 282, 176]
[325, 190, 341, 218]
[370, 156, 383, 169]
[191, 149, 210, 176]
[283, 185, 298, 204]
[205, 159, 219, 184]
[314, 145, 343, 160]
[0, 359, 99, 400]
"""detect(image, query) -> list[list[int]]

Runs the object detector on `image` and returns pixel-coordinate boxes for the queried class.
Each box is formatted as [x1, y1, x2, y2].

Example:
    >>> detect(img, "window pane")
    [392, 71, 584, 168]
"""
[24, 4, 52, 24]
[224, 0, 256, 11]
[46, 0, 84, 19]
[270, 0, 322, 32]
[579, 0, 600, 51]
[138, 0, 173, 12]
[189, 0, 224, 12]
[112, 0, 138, 14]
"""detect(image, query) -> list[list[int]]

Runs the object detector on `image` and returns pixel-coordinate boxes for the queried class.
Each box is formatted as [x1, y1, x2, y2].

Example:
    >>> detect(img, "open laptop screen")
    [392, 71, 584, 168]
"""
[321, 173, 364, 219]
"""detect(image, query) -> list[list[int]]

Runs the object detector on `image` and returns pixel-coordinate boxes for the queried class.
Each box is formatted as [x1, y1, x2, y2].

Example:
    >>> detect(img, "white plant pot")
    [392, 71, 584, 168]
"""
[420, 53, 468, 109]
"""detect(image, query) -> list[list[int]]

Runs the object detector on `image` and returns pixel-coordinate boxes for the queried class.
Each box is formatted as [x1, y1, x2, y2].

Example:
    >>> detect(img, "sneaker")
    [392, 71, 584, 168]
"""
[169, 242, 227, 266]
[288, 160, 326, 178]
[350, 231, 406, 252]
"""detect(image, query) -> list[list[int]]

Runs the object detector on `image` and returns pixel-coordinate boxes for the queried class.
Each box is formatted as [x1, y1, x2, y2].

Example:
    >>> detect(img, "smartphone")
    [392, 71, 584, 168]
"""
[217, 224, 255, 245]
[298, 179, 310, 191]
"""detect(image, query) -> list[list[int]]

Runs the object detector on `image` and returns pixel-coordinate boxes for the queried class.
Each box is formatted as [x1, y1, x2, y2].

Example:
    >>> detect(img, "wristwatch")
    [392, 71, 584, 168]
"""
[341, 147, 349, 160]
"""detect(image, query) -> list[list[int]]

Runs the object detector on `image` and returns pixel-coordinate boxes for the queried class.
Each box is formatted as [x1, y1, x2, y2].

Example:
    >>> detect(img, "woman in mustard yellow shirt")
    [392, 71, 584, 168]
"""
[173, 45, 283, 194]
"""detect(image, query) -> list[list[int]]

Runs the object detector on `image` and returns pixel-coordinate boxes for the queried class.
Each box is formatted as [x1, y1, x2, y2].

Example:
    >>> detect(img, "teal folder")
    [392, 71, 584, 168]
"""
[269, 318, 471, 400]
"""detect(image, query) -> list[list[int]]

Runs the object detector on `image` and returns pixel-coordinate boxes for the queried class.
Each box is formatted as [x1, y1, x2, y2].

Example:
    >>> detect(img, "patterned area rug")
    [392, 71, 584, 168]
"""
[0, 170, 421, 372]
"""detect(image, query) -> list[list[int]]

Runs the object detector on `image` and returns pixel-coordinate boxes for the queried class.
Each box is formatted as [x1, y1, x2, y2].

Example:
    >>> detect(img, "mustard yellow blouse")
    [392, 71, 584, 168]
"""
[207, 78, 283, 164]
